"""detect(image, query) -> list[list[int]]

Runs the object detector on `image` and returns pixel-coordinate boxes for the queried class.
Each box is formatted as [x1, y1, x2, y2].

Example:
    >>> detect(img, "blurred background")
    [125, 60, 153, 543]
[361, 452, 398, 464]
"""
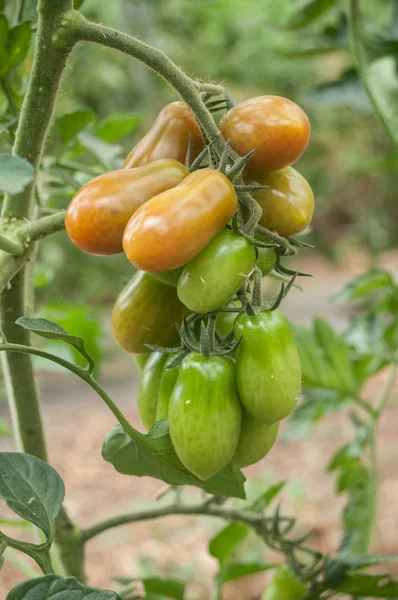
[1, 0, 398, 597]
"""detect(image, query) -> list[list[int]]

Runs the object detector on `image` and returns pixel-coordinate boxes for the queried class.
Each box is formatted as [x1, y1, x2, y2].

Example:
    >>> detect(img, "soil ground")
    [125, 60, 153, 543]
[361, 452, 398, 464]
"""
[1, 251, 397, 599]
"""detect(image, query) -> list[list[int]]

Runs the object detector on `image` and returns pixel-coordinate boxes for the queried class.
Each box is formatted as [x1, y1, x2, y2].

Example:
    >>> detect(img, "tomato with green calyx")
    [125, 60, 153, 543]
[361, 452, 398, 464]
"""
[219, 96, 310, 172]
[123, 169, 238, 272]
[133, 354, 150, 371]
[148, 268, 183, 288]
[250, 167, 314, 237]
[65, 160, 188, 256]
[123, 102, 204, 168]
[168, 353, 241, 480]
[138, 352, 168, 430]
[177, 229, 255, 313]
[235, 310, 301, 424]
[262, 565, 306, 600]
[256, 247, 277, 276]
[112, 271, 188, 354]
[216, 300, 241, 337]
[156, 355, 179, 420]
[234, 409, 279, 468]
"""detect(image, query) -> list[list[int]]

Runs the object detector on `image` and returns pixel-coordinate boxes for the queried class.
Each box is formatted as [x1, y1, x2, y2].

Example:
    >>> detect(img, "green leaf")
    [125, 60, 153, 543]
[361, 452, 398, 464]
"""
[56, 110, 95, 145]
[16, 317, 95, 370]
[0, 554, 4, 569]
[96, 113, 140, 143]
[0, 155, 34, 194]
[78, 131, 122, 169]
[247, 481, 287, 513]
[7, 21, 31, 68]
[334, 269, 393, 302]
[283, 389, 348, 440]
[102, 421, 246, 499]
[285, 0, 337, 30]
[0, 453, 64, 541]
[6, 575, 122, 600]
[308, 68, 371, 111]
[337, 572, 398, 597]
[367, 56, 398, 147]
[0, 15, 8, 75]
[209, 522, 250, 563]
[142, 577, 185, 599]
[221, 561, 274, 583]
[313, 318, 357, 393]
[0, 418, 9, 437]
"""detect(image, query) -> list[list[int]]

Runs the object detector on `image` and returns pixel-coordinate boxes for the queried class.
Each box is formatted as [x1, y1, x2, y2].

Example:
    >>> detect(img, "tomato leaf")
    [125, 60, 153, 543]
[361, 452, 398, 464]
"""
[0, 453, 64, 541]
[209, 522, 250, 563]
[96, 113, 140, 143]
[0, 154, 34, 194]
[285, 0, 337, 30]
[333, 269, 393, 303]
[77, 131, 122, 169]
[56, 109, 95, 145]
[7, 21, 31, 68]
[247, 481, 287, 513]
[221, 561, 274, 583]
[102, 420, 246, 499]
[6, 575, 122, 600]
[337, 572, 398, 597]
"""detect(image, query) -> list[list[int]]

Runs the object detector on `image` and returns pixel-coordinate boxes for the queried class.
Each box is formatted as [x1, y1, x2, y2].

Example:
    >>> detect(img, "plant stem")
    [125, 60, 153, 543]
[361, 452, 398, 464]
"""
[19, 211, 66, 243]
[0, 234, 23, 256]
[348, 0, 398, 148]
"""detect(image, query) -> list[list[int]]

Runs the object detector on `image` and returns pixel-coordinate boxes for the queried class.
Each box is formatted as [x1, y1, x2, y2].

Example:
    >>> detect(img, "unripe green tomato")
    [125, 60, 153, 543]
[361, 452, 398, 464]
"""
[235, 310, 301, 424]
[168, 353, 241, 480]
[112, 270, 189, 354]
[262, 565, 306, 600]
[137, 352, 168, 430]
[216, 300, 241, 337]
[148, 268, 183, 288]
[156, 355, 180, 420]
[133, 354, 150, 371]
[177, 229, 256, 313]
[256, 247, 277, 276]
[234, 409, 279, 468]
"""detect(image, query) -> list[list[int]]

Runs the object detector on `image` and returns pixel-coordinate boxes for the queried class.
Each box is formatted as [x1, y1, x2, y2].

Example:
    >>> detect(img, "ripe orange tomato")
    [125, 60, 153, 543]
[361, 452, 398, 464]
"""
[249, 166, 314, 237]
[65, 160, 188, 255]
[123, 102, 204, 168]
[219, 96, 311, 172]
[123, 169, 238, 272]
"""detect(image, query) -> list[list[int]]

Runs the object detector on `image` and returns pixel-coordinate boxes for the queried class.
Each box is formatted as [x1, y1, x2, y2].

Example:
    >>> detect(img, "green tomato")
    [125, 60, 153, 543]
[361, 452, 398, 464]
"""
[262, 565, 306, 600]
[234, 409, 279, 468]
[156, 355, 180, 420]
[235, 310, 301, 424]
[168, 353, 241, 480]
[216, 300, 241, 337]
[148, 268, 183, 288]
[177, 229, 256, 313]
[256, 247, 277, 276]
[133, 354, 150, 371]
[137, 352, 168, 430]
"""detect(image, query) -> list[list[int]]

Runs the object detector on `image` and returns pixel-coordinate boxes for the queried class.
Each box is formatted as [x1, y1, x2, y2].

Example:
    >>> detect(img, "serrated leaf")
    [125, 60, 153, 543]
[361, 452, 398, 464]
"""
[334, 269, 393, 302]
[0, 155, 34, 194]
[56, 110, 95, 145]
[0, 453, 64, 541]
[78, 131, 122, 169]
[337, 572, 398, 597]
[221, 561, 274, 583]
[102, 421, 246, 499]
[16, 317, 94, 369]
[209, 522, 250, 563]
[247, 481, 287, 513]
[6, 575, 122, 600]
[285, 0, 337, 30]
[96, 113, 140, 143]
[7, 21, 31, 68]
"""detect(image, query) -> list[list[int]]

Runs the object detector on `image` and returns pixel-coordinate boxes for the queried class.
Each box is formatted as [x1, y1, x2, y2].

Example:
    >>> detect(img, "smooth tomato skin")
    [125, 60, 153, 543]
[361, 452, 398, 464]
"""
[216, 299, 241, 337]
[123, 169, 238, 272]
[219, 96, 311, 172]
[262, 566, 306, 600]
[112, 271, 189, 354]
[65, 159, 188, 256]
[168, 353, 241, 480]
[148, 267, 183, 288]
[233, 409, 279, 468]
[156, 355, 179, 420]
[256, 247, 277, 276]
[235, 310, 301, 424]
[137, 352, 168, 430]
[177, 229, 255, 313]
[123, 101, 204, 168]
[250, 167, 314, 237]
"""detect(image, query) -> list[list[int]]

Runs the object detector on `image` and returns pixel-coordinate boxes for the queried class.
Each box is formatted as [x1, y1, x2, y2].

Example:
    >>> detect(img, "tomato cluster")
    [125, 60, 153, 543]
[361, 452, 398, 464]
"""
[66, 94, 314, 481]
